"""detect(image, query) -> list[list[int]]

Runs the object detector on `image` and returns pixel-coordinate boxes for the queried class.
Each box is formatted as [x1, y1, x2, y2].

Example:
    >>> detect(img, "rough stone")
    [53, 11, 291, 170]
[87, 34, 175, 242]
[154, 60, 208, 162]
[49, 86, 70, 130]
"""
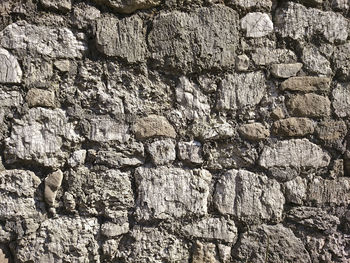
[333, 42, 350, 81]
[26, 88, 55, 108]
[95, 15, 146, 62]
[259, 139, 330, 169]
[287, 93, 331, 118]
[0, 47, 22, 83]
[91, 0, 161, 14]
[88, 116, 129, 143]
[238, 122, 270, 141]
[241, 12, 273, 38]
[44, 169, 63, 207]
[270, 63, 303, 78]
[148, 6, 239, 73]
[0, 89, 23, 107]
[40, 0, 71, 12]
[251, 48, 297, 66]
[281, 76, 331, 92]
[72, 3, 101, 29]
[191, 119, 236, 141]
[284, 176, 307, 204]
[22, 58, 53, 86]
[332, 83, 350, 117]
[214, 169, 285, 223]
[67, 150, 87, 167]
[275, 2, 348, 43]
[101, 221, 129, 237]
[5, 108, 81, 168]
[182, 217, 237, 243]
[0, 249, 8, 263]
[316, 120, 347, 144]
[233, 224, 311, 263]
[133, 115, 176, 140]
[216, 71, 266, 111]
[192, 241, 219, 263]
[272, 117, 315, 137]
[147, 139, 176, 166]
[302, 46, 332, 76]
[135, 167, 211, 220]
[229, 0, 272, 11]
[0, 21, 86, 58]
[178, 141, 203, 165]
[235, 54, 249, 71]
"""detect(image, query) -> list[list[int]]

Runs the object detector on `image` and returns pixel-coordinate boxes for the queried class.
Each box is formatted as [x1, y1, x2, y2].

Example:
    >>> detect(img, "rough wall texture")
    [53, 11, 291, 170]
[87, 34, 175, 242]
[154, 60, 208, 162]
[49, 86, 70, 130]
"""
[0, 0, 350, 262]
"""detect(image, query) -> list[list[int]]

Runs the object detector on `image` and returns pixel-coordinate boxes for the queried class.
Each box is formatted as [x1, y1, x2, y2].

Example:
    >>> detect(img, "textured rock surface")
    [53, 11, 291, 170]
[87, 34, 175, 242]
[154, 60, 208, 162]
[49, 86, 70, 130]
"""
[91, 0, 161, 14]
[272, 117, 315, 137]
[0, 48, 22, 83]
[281, 76, 330, 92]
[332, 83, 350, 117]
[240, 12, 273, 38]
[287, 93, 331, 118]
[271, 63, 302, 78]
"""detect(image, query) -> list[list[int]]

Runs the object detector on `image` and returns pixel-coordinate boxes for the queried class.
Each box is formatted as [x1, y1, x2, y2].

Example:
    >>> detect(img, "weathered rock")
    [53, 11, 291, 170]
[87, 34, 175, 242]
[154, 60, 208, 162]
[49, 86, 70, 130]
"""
[271, 106, 285, 119]
[147, 139, 176, 166]
[5, 108, 81, 168]
[133, 115, 176, 140]
[23, 58, 53, 86]
[44, 169, 63, 207]
[135, 167, 211, 220]
[67, 150, 87, 167]
[118, 227, 189, 262]
[259, 139, 330, 169]
[284, 176, 307, 204]
[95, 15, 146, 62]
[271, 63, 303, 78]
[235, 54, 249, 71]
[183, 217, 237, 243]
[53, 60, 70, 72]
[192, 241, 219, 263]
[217, 244, 231, 263]
[178, 141, 203, 165]
[229, 0, 272, 11]
[281, 76, 331, 92]
[72, 4, 101, 29]
[0, 21, 86, 58]
[332, 83, 350, 118]
[101, 221, 129, 237]
[40, 0, 71, 12]
[238, 122, 270, 141]
[302, 46, 332, 76]
[66, 167, 134, 218]
[333, 42, 350, 81]
[233, 224, 311, 263]
[15, 216, 100, 262]
[0, 249, 8, 263]
[0, 89, 23, 108]
[316, 120, 347, 146]
[330, 159, 344, 179]
[214, 169, 285, 223]
[251, 48, 297, 66]
[191, 119, 236, 141]
[26, 88, 55, 108]
[91, 0, 161, 14]
[216, 71, 266, 111]
[148, 6, 239, 73]
[275, 2, 348, 43]
[0, 47, 22, 83]
[332, 0, 349, 10]
[241, 12, 273, 38]
[287, 93, 331, 118]
[272, 117, 314, 137]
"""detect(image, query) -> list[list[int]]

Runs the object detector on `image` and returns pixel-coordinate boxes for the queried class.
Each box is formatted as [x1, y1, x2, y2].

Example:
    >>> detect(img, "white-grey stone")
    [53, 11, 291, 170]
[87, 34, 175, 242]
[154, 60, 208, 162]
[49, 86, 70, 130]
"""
[333, 42, 350, 81]
[147, 139, 176, 166]
[241, 12, 273, 38]
[251, 48, 297, 66]
[44, 169, 63, 207]
[68, 150, 87, 167]
[0, 48, 22, 83]
[332, 83, 350, 118]
[236, 54, 249, 71]
[101, 221, 129, 237]
[88, 117, 129, 143]
[302, 46, 332, 76]
[91, 0, 161, 14]
[40, 0, 71, 12]
[178, 141, 203, 164]
[271, 63, 303, 78]
[232, 0, 272, 10]
[284, 176, 307, 205]
[0, 89, 23, 107]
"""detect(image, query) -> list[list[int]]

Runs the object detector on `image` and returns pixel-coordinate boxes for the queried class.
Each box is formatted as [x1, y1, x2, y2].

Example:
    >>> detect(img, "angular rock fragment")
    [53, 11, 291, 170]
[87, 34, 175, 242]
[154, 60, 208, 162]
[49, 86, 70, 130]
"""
[95, 149, 144, 168]
[178, 141, 203, 165]
[88, 116, 129, 143]
[0, 89, 23, 107]
[228, 0, 272, 11]
[23, 58, 53, 86]
[241, 12, 273, 38]
[148, 6, 239, 72]
[44, 169, 63, 207]
[133, 115, 176, 140]
[15, 216, 100, 263]
[302, 46, 332, 76]
[191, 119, 236, 141]
[26, 88, 55, 108]
[316, 120, 347, 147]
[0, 21, 86, 58]
[287, 93, 331, 118]
[238, 122, 270, 141]
[0, 48, 22, 83]
[72, 4, 101, 29]
[275, 2, 348, 43]
[182, 217, 237, 243]
[284, 176, 307, 204]
[147, 139, 176, 166]
[333, 42, 350, 81]
[91, 0, 161, 14]
[281, 76, 331, 92]
[135, 167, 211, 220]
[192, 241, 220, 263]
[101, 221, 129, 238]
[68, 150, 86, 167]
[272, 117, 314, 137]
[95, 15, 146, 62]
[40, 0, 71, 12]
[332, 83, 350, 117]
[216, 71, 266, 111]
[214, 169, 284, 223]
[270, 63, 302, 78]
[235, 54, 249, 71]
[5, 108, 81, 168]
[259, 139, 330, 169]
[251, 48, 297, 66]
[233, 224, 311, 263]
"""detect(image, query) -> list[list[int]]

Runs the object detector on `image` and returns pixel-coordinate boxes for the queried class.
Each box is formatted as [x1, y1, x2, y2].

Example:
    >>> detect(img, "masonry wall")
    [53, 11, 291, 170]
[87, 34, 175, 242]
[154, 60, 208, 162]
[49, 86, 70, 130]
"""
[0, 0, 350, 262]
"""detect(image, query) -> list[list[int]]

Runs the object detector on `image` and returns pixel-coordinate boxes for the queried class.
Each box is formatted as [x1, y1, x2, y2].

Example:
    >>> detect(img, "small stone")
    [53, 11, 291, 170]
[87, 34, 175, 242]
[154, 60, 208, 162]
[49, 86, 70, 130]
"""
[333, 42, 350, 81]
[316, 120, 347, 141]
[89, 117, 129, 143]
[272, 117, 314, 137]
[302, 46, 332, 76]
[332, 83, 350, 118]
[54, 60, 70, 72]
[0, 47, 22, 83]
[72, 4, 101, 29]
[271, 107, 285, 119]
[217, 244, 231, 263]
[44, 170, 63, 207]
[287, 93, 331, 118]
[238, 122, 270, 141]
[281, 76, 331, 92]
[231, 0, 272, 11]
[251, 48, 297, 66]
[330, 159, 344, 179]
[284, 176, 307, 205]
[67, 150, 86, 167]
[178, 141, 203, 165]
[236, 54, 249, 71]
[40, 0, 71, 12]
[91, 0, 161, 14]
[192, 241, 219, 263]
[241, 12, 273, 38]
[101, 221, 129, 237]
[270, 63, 303, 78]
[26, 88, 55, 108]
[147, 139, 176, 166]
[133, 115, 176, 140]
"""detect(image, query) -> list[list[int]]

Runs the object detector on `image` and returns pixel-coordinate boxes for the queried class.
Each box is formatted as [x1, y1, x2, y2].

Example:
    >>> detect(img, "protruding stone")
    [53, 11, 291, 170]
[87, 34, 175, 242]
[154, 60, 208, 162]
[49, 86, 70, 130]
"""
[270, 63, 302, 78]
[67, 150, 86, 167]
[44, 170, 63, 207]
[101, 221, 129, 237]
[272, 117, 314, 137]
[214, 169, 285, 223]
[302, 46, 332, 76]
[287, 93, 331, 118]
[147, 139, 176, 166]
[192, 241, 219, 263]
[88, 117, 129, 143]
[26, 88, 55, 108]
[251, 48, 297, 66]
[284, 176, 307, 205]
[241, 12, 273, 38]
[259, 139, 330, 169]
[178, 141, 203, 165]
[236, 54, 249, 71]
[238, 122, 270, 141]
[0, 47, 22, 83]
[281, 76, 331, 92]
[133, 115, 176, 140]
[54, 60, 70, 72]
[332, 83, 350, 117]
[40, 0, 71, 12]
[91, 0, 161, 14]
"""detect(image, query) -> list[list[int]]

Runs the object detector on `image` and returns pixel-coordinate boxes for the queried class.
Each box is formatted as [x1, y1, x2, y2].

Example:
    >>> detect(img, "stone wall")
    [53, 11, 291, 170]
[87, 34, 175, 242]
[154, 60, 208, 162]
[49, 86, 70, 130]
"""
[0, 0, 350, 262]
